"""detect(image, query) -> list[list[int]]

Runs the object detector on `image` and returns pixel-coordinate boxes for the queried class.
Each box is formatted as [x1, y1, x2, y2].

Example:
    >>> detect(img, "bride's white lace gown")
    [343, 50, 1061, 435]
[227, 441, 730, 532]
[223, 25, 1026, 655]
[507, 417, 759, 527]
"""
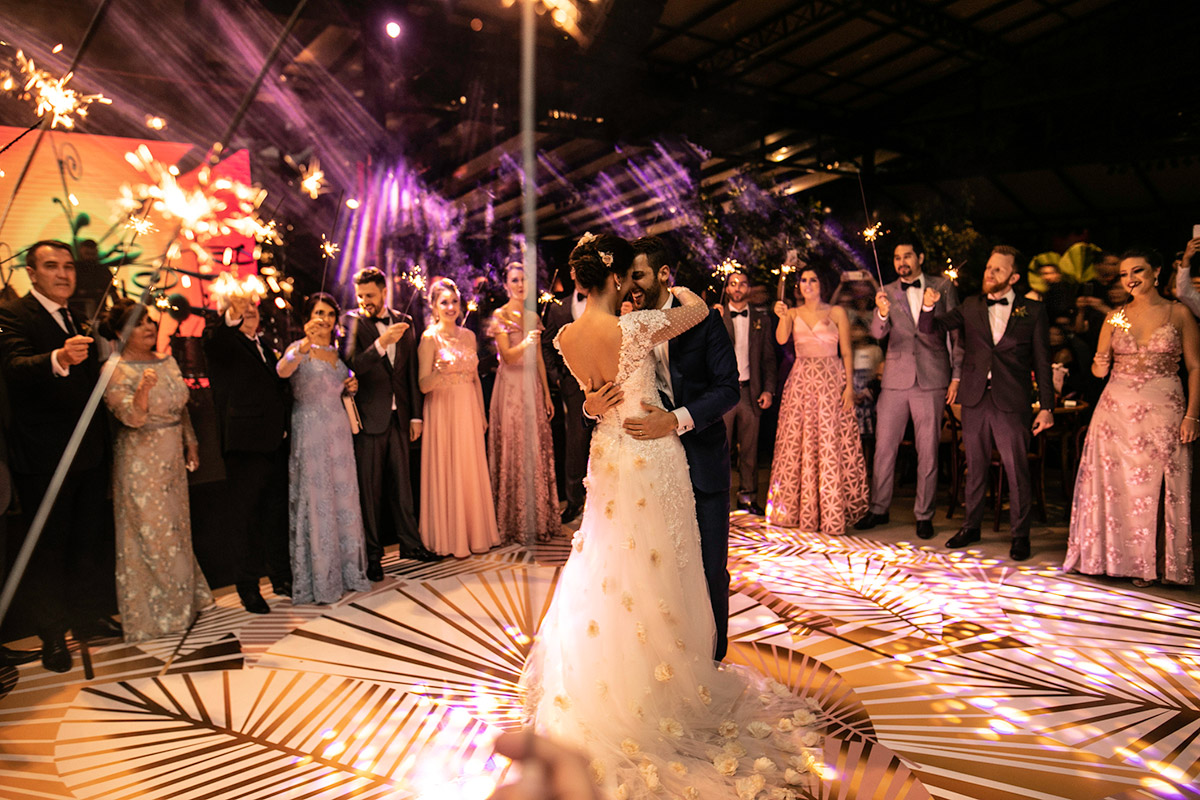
[523, 307, 824, 800]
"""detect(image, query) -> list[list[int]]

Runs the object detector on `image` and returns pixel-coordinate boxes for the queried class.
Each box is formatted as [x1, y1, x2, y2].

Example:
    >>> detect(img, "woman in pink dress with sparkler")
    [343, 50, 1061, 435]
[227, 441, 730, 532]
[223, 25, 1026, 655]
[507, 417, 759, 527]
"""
[488, 263, 560, 545]
[1065, 248, 1198, 586]
[767, 265, 869, 535]
[418, 278, 499, 557]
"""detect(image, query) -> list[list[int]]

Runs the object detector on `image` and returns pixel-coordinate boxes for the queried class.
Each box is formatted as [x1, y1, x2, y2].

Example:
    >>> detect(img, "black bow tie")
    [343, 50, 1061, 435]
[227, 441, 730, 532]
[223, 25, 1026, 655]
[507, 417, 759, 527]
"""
[576, 292, 585, 303]
[986, 297, 1009, 307]
[730, 309, 748, 318]
[901, 281, 921, 291]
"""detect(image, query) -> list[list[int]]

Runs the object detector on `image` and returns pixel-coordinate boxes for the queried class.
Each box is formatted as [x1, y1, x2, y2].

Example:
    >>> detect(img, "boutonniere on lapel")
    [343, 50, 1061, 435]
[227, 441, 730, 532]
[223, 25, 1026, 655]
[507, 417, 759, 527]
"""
[752, 319, 762, 332]
[1011, 305, 1028, 319]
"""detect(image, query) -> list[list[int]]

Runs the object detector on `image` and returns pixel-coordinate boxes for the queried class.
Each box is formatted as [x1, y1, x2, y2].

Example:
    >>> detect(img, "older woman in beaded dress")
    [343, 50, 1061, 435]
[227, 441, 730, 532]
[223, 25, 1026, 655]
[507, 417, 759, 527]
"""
[102, 299, 212, 643]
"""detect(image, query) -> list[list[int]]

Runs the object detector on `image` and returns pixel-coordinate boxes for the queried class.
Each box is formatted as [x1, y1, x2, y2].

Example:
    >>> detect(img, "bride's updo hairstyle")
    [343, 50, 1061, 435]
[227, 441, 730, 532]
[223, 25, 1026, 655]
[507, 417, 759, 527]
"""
[569, 233, 635, 292]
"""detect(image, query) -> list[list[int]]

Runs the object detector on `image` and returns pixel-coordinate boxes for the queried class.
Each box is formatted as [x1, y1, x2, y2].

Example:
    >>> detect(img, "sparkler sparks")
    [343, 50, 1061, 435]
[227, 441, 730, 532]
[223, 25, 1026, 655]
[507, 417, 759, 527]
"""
[120, 144, 278, 263]
[538, 290, 560, 306]
[713, 258, 744, 281]
[211, 272, 268, 305]
[0, 50, 111, 129]
[862, 222, 886, 243]
[944, 259, 960, 282]
[299, 159, 327, 200]
[320, 235, 340, 259]
[467, 299, 479, 313]
[125, 216, 157, 236]
[1107, 308, 1132, 331]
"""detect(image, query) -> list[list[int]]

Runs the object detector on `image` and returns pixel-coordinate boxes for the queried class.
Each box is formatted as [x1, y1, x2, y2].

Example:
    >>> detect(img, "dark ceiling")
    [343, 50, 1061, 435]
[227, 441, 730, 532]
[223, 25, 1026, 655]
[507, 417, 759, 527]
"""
[2, 0, 1199, 254]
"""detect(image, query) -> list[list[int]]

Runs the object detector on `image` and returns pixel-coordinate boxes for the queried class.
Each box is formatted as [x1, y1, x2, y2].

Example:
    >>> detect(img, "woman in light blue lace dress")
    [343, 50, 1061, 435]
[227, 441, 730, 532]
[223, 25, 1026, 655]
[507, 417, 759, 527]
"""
[277, 292, 370, 604]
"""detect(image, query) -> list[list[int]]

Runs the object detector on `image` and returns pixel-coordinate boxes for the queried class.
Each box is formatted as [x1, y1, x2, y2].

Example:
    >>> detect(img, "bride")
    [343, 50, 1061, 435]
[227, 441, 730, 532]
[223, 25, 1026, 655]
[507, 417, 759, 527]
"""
[521, 234, 824, 800]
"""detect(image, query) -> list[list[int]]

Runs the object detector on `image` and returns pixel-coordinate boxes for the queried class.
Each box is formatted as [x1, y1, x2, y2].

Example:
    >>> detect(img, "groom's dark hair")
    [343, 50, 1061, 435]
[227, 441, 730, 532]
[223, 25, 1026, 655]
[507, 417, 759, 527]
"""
[632, 236, 674, 276]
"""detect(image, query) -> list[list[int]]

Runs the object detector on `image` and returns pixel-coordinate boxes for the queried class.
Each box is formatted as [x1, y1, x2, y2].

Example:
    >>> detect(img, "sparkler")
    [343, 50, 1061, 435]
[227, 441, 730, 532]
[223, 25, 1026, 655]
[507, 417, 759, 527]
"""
[861, 222, 886, 243]
[320, 235, 340, 259]
[121, 144, 278, 264]
[0, 50, 111, 130]
[776, 250, 803, 302]
[125, 216, 157, 236]
[538, 289, 561, 321]
[299, 158, 327, 200]
[1107, 307, 1131, 331]
[943, 258, 961, 283]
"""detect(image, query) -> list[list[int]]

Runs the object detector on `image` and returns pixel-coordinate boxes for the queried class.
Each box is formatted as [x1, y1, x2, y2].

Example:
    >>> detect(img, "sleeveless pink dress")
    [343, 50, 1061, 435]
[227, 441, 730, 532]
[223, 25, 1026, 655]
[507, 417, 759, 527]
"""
[766, 313, 869, 534]
[420, 327, 500, 557]
[1065, 319, 1193, 584]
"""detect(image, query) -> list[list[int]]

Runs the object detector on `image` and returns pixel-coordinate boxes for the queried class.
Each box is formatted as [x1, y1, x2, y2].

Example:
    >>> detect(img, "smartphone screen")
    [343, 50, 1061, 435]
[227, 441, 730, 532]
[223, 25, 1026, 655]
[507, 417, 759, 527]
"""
[1193, 223, 1200, 240]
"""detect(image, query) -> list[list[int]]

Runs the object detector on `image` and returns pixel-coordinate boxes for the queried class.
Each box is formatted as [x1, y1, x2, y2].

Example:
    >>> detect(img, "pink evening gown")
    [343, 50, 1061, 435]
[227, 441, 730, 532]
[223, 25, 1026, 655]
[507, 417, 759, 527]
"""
[767, 312, 869, 535]
[1065, 318, 1193, 585]
[420, 327, 500, 557]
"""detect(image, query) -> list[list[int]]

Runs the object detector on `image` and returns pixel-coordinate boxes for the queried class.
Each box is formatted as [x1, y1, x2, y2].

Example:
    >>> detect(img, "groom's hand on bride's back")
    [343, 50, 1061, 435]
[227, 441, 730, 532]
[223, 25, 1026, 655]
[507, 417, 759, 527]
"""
[583, 379, 623, 419]
[624, 401, 677, 440]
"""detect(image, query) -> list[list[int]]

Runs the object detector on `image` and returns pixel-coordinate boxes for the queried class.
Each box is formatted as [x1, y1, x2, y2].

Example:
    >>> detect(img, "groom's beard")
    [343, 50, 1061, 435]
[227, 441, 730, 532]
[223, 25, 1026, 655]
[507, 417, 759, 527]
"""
[630, 284, 663, 311]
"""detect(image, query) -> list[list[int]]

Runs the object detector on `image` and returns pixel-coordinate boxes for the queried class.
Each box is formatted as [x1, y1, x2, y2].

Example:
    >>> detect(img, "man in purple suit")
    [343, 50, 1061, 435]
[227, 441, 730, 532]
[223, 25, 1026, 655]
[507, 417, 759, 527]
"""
[919, 245, 1054, 561]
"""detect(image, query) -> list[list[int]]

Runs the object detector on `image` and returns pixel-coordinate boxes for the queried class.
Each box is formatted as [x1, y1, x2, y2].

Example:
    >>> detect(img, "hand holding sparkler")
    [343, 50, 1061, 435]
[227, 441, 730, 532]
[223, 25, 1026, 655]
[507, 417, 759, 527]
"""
[875, 290, 890, 319]
[55, 335, 93, 368]
[378, 321, 411, 348]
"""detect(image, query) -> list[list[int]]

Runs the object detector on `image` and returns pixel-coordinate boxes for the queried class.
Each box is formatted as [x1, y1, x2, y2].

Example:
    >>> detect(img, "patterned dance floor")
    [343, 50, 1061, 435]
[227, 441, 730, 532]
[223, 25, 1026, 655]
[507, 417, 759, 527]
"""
[2, 514, 1198, 800]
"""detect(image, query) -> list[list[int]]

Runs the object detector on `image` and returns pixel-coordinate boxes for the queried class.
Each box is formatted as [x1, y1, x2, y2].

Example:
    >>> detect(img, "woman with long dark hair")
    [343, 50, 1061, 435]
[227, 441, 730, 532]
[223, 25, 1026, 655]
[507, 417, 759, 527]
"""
[277, 292, 370, 603]
[766, 265, 869, 535]
[1065, 248, 1198, 586]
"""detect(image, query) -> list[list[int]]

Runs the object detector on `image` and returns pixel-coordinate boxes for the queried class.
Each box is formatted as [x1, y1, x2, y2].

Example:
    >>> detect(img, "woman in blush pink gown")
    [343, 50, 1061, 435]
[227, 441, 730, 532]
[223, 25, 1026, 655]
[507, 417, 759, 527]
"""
[488, 263, 560, 545]
[418, 278, 500, 557]
[767, 266, 869, 535]
[1065, 248, 1198, 587]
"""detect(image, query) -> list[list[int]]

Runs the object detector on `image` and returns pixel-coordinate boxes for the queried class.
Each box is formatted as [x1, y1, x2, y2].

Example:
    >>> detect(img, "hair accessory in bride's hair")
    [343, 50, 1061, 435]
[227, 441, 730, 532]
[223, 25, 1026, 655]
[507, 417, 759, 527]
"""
[577, 231, 598, 247]
[600, 251, 613, 267]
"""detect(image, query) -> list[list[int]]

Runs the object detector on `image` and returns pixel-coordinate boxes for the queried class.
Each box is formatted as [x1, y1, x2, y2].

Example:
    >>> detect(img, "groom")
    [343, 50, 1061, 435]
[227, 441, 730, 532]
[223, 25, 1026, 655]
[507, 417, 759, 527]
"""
[591, 236, 739, 660]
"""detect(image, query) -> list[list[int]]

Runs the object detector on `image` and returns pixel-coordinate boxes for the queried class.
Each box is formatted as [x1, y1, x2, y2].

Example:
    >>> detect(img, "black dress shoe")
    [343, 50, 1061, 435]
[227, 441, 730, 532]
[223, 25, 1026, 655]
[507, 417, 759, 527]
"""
[945, 527, 981, 548]
[366, 561, 384, 582]
[412, 546, 443, 563]
[560, 503, 583, 523]
[1010, 537, 1031, 561]
[73, 616, 123, 640]
[853, 511, 889, 531]
[41, 635, 72, 673]
[737, 499, 765, 516]
[271, 580, 293, 598]
[238, 589, 270, 614]
[915, 519, 936, 540]
[0, 645, 41, 667]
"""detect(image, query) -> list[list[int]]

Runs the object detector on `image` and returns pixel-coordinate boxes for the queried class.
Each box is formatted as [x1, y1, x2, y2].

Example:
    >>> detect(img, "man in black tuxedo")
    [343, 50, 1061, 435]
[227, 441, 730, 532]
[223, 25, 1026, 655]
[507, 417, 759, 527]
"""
[203, 293, 292, 613]
[542, 272, 590, 523]
[342, 268, 438, 575]
[0, 240, 118, 671]
[719, 269, 776, 515]
[607, 236, 739, 660]
[918, 245, 1055, 561]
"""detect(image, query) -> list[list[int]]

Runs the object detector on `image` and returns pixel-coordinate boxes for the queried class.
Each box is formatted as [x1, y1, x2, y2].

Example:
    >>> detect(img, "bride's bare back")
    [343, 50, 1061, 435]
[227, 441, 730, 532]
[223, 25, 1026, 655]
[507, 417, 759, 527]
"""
[556, 311, 623, 390]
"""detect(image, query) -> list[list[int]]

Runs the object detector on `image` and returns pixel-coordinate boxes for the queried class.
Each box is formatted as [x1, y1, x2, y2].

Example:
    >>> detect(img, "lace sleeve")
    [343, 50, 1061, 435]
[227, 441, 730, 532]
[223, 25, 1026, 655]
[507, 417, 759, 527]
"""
[653, 295, 709, 346]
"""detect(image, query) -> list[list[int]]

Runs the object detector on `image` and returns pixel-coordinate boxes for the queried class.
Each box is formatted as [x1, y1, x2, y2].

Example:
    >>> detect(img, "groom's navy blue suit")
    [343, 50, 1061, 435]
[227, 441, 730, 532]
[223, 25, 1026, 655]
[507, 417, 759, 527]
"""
[661, 302, 739, 660]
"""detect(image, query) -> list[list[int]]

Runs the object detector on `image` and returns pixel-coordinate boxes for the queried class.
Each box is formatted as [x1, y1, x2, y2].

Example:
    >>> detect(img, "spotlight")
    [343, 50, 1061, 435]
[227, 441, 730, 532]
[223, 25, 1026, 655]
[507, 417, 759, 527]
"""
[385, 21, 401, 38]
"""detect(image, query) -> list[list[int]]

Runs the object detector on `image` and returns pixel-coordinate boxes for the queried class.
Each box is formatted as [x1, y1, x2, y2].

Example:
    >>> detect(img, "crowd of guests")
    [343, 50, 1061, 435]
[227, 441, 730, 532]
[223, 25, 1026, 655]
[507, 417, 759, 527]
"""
[2, 232, 1197, 672]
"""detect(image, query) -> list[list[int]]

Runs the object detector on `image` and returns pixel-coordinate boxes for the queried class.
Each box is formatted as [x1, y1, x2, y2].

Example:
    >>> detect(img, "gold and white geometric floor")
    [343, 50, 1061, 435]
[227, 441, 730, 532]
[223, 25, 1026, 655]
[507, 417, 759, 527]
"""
[1, 517, 1197, 800]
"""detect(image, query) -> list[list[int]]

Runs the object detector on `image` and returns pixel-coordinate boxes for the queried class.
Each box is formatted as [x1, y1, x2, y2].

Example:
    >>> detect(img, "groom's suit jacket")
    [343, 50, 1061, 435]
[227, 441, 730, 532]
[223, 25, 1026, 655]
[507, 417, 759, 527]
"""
[662, 298, 740, 494]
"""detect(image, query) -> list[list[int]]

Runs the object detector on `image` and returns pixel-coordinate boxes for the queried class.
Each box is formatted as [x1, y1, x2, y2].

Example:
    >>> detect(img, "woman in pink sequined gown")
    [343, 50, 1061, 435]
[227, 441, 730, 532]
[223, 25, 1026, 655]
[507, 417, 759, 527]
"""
[488, 263, 560, 544]
[1065, 249, 1199, 586]
[419, 278, 499, 557]
[766, 266, 869, 534]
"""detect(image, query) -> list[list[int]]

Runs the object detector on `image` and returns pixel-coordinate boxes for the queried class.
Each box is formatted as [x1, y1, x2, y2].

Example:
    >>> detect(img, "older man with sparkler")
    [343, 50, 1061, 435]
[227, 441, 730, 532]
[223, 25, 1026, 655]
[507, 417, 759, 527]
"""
[203, 283, 293, 613]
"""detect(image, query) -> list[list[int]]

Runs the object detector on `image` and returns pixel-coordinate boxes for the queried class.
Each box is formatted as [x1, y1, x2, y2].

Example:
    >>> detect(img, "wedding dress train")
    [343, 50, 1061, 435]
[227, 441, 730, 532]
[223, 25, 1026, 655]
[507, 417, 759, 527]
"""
[522, 308, 824, 800]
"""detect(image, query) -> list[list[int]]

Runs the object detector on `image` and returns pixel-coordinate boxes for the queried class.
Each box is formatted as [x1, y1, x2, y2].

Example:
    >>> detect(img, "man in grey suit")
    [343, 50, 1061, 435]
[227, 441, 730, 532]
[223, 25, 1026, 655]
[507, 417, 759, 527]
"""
[855, 239, 962, 539]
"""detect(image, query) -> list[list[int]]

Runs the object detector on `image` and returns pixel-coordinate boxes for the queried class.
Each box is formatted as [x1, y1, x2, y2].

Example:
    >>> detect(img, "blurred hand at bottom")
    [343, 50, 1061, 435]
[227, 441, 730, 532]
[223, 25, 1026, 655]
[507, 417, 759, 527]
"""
[487, 731, 600, 800]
